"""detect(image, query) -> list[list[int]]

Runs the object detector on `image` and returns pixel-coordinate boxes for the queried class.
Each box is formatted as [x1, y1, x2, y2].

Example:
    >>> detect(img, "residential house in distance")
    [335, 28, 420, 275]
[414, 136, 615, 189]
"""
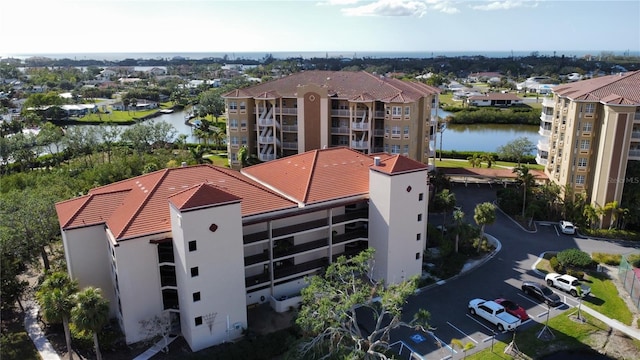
[55, 147, 429, 352]
[221, 70, 440, 168]
[536, 70, 640, 227]
[467, 93, 523, 107]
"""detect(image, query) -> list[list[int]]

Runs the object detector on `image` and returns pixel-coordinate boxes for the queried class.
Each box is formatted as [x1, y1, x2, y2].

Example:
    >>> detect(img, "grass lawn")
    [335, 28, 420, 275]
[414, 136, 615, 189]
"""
[536, 255, 633, 325]
[466, 312, 611, 359]
[430, 158, 544, 171]
[204, 153, 229, 167]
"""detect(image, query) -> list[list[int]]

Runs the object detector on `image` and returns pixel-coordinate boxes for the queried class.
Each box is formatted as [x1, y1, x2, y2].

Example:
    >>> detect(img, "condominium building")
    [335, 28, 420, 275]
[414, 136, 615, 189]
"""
[222, 70, 440, 168]
[536, 70, 640, 225]
[55, 147, 429, 352]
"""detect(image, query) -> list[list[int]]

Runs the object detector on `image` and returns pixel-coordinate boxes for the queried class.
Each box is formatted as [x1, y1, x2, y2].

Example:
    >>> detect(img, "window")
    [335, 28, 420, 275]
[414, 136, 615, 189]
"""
[195, 316, 203, 326]
[191, 267, 199, 277]
[404, 106, 410, 116]
[229, 101, 237, 111]
[415, 252, 421, 260]
[241, 136, 247, 145]
[559, 133, 564, 141]
[578, 158, 587, 167]
[585, 103, 595, 114]
[392, 106, 402, 116]
[418, 193, 424, 201]
[580, 139, 590, 150]
[416, 233, 421, 241]
[403, 126, 410, 137]
[193, 292, 201, 302]
[231, 136, 239, 146]
[576, 175, 585, 185]
[240, 120, 247, 129]
[583, 122, 592, 132]
[229, 119, 238, 128]
[391, 126, 401, 137]
[188, 241, 197, 252]
[383, 144, 389, 153]
[230, 153, 238, 161]
[561, 116, 566, 125]
[239, 102, 246, 111]
[391, 144, 400, 154]
[403, 144, 409, 154]
[417, 214, 422, 222]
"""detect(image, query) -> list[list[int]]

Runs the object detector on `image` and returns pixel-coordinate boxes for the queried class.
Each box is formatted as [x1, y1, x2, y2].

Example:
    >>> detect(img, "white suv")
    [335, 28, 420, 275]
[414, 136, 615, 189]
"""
[559, 220, 575, 235]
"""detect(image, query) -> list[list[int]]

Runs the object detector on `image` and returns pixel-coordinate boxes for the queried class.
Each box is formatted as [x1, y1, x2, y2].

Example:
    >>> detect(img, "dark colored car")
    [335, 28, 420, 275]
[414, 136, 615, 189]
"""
[495, 298, 530, 321]
[521, 281, 562, 307]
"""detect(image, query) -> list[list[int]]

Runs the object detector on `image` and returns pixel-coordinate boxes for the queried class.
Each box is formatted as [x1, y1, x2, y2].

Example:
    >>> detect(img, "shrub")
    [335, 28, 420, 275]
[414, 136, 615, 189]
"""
[566, 269, 585, 279]
[591, 252, 622, 265]
[556, 248, 593, 269]
[549, 256, 563, 272]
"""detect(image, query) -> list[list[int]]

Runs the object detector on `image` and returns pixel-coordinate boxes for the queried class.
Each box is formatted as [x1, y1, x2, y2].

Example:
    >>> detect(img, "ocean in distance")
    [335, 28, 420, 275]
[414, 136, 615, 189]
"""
[3, 50, 638, 61]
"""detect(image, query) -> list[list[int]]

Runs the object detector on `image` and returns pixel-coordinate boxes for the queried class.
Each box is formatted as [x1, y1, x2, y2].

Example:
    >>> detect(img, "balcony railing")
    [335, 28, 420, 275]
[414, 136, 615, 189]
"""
[535, 154, 548, 165]
[331, 127, 350, 134]
[258, 153, 276, 162]
[540, 113, 553, 122]
[282, 141, 297, 150]
[351, 141, 368, 149]
[281, 125, 298, 132]
[373, 129, 384, 136]
[629, 150, 640, 158]
[275, 107, 297, 115]
[351, 122, 369, 130]
[542, 97, 555, 108]
[631, 131, 640, 139]
[537, 139, 549, 152]
[538, 128, 551, 137]
[258, 118, 274, 126]
[258, 136, 274, 144]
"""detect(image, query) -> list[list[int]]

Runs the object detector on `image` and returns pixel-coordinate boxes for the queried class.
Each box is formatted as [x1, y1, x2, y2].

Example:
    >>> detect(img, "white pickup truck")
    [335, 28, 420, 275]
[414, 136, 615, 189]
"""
[545, 273, 591, 297]
[468, 298, 522, 332]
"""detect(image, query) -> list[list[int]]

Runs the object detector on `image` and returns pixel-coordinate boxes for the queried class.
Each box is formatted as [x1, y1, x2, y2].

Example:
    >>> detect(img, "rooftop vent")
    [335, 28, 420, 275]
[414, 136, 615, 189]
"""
[181, 162, 187, 167]
[374, 157, 381, 166]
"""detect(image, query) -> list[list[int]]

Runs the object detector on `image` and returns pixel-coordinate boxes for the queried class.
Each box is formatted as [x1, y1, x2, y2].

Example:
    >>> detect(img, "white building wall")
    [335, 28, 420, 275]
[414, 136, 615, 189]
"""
[368, 168, 427, 284]
[114, 235, 167, 344]
[170, 201, 247, 352]
[61, 225, 116, 316]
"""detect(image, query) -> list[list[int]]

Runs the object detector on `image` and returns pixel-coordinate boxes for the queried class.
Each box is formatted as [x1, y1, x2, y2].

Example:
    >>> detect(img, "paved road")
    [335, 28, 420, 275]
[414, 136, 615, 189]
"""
[394, 183, 640, 360]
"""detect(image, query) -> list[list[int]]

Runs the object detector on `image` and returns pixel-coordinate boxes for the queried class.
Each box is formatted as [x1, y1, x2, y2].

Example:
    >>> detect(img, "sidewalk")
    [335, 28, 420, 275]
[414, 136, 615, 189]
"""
[23, 300, 61, 360]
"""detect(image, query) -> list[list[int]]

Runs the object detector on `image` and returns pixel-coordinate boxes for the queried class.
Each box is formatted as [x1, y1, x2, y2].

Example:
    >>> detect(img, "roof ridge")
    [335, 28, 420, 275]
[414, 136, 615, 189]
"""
[116, 168, 171, 239]
[303, 150, 320, 203]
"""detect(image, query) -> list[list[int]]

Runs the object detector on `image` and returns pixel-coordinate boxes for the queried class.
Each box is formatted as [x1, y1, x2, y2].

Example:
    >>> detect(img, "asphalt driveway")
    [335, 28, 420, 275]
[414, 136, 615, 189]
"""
[399, 183, 640, 360]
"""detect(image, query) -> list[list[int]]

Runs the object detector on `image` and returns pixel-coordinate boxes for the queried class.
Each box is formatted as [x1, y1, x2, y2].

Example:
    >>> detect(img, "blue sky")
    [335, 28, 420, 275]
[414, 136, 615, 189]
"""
[1, 0, 639, 56]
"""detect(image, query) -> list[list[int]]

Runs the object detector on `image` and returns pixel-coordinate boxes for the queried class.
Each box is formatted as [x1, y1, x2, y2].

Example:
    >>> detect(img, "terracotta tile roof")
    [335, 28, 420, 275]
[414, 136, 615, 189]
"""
[372, 155, 428, 175]
[169, 183, 242, 211]
[222, 70, 439, 103]
[56, 165, 297, 241]
[243, 147, 376, 205]
[553, 70, 640, 105]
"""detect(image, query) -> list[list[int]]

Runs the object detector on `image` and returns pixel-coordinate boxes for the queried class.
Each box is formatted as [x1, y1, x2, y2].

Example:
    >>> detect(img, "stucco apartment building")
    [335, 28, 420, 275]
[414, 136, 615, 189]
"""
[221, 70, 440, 168]
[55, 147, 429, 352]
[536, 70, 640, 225]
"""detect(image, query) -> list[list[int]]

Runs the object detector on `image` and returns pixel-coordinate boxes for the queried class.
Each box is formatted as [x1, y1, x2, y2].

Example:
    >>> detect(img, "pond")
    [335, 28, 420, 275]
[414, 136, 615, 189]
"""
[436, 123, 540, 154]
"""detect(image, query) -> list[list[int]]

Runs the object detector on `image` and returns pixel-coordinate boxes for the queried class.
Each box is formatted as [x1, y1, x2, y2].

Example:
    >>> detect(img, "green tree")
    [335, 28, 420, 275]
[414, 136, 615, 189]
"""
[452, 209, 465, 253]
[474, 202, 496, 242]
[497, 136, 535, 166]
[467, 153, 482, 168]
[295, 248, 431, 359]
[198, 90, 226, 125]
[436, 189, 456, 227]
[450, 338, 475, 359]
[37, 272, 79, 359]
[513, 165, 536, 218]
[71, 287, 110, 360]
[237, 145, 250, 167]
[480, 154, 494, 168]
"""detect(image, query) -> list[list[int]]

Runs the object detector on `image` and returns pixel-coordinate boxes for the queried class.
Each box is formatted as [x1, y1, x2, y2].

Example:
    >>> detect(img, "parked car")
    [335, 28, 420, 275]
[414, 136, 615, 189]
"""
[494, 298, 529, 321]
[468, 298, 522, 332]
[521, 281, 562, 307]
[559, 220, 576, 234]
[545, 273, 591, 297]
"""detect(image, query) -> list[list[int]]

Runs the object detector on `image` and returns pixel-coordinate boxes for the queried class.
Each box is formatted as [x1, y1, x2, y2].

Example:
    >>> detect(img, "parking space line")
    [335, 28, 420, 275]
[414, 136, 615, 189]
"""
[516, 292, 541, 306]
[447, 321, 478, 344]
[537, 311, 549, 318]
[428, 331, 455, 355]
[465, 314, 499, 333]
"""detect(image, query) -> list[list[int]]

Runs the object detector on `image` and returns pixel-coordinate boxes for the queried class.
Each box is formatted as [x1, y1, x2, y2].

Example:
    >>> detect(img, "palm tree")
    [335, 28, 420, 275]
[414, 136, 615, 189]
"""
[37, 272, 79, 360]
[452, 209, 465, 253]
[71, 287, 110, 360]
[481, 154, 494, 168]
[474, 202, 496, 247]
[513, 165, 536, 218]
[436, 189, 456, 227]
[467, 153, 482, 168]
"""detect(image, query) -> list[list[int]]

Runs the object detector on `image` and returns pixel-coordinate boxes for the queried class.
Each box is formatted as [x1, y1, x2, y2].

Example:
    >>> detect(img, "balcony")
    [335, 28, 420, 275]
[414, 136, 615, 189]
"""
[258, 136, 274, 144]
[631, 131, 640, 139]
[375, 111, 385, 118]
[373, 129, 384, 136]
[537, 139, 549, 152]
[535, 154, 548, 165]
[258, 153, 276, 162]
[282, 141, 297, 150]
[542, 97, 555, 108]
[629, 150, 640, 158]
[331, 127, 350, 134]
[331, 109, 350, 117]
[540, 113, 553, 122]
[275, 107, 298, 115]
[538, 127, 551, 137]
[351, 122, 369, 130]
[245, 257, 328, 288]
[351, 141, 368, 149]
[258, 118, 274, 126]
[281, 125, 298, 132]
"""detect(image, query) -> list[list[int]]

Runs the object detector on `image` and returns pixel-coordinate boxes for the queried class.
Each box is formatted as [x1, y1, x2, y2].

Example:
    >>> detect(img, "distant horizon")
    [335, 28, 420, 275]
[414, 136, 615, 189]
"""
[3, 50, 639, 62]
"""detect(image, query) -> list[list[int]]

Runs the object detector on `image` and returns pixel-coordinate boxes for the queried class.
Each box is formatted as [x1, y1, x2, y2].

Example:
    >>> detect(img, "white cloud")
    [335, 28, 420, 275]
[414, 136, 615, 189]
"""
[316, 0, 361, 5]
[336, 0, 459, 17]
[470, 1, 534, 11]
